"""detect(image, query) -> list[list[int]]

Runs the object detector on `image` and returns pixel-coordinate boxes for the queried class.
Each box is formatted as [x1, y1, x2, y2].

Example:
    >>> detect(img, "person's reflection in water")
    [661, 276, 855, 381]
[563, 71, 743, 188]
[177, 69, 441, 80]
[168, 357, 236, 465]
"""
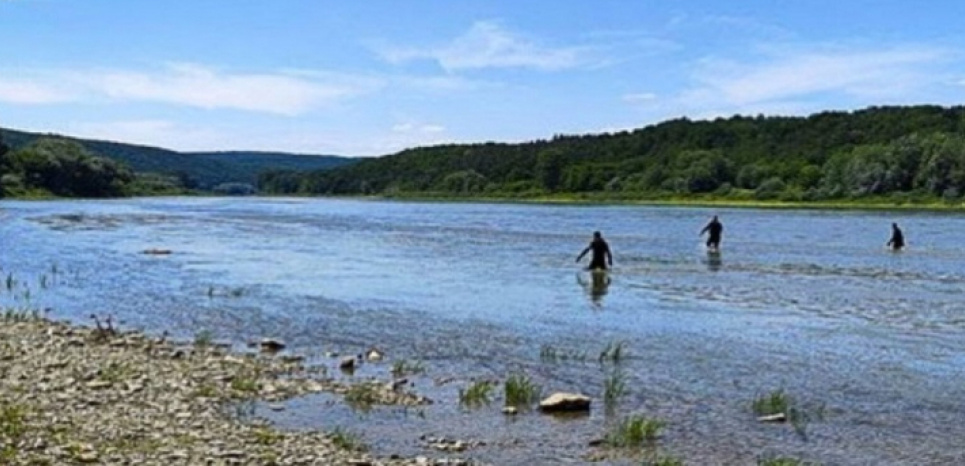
[576, 270, 611, 307]
[705, 252, 723, 272]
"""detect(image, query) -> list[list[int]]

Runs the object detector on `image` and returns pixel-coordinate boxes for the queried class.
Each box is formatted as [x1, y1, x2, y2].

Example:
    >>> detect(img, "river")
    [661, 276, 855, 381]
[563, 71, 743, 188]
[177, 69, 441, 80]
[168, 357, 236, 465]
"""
[1, 197, 963, 465]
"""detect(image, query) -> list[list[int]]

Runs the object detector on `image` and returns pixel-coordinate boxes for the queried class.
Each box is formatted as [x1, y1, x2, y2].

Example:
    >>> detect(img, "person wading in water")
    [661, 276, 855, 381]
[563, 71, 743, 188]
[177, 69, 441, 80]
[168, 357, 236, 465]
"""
[576, 231, 613, 271]
[887, 222, 905, 251]
[700, 215, 724, 251]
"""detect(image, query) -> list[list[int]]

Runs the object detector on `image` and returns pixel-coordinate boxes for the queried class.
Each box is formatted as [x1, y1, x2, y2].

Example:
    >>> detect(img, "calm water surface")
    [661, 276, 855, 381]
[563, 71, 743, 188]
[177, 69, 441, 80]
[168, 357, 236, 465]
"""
[2, 197, 964, 465]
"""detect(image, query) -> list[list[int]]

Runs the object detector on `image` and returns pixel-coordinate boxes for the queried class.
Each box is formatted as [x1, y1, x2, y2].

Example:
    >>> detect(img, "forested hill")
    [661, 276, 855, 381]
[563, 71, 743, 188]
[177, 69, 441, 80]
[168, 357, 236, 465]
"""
[0, 127, 355, 189]
[259, 105, 965, 203]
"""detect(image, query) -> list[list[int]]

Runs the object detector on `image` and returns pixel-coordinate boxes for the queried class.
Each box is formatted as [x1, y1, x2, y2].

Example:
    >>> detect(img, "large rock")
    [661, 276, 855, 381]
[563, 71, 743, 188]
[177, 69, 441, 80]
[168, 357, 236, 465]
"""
[538, 392, 591, 413]
[259, 338, 286, 352]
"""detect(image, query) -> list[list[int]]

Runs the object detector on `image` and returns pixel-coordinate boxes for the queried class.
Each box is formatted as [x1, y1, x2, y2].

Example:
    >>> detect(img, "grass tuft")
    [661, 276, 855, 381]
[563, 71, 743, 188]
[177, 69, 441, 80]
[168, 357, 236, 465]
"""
[344, 383, 381, 411]
[390, 359, 426, 378]
[598, 340, 628, 363]
[752, 389, 790, 417]
[603, 368, 627, 413]
[329, 427, 367, 452]
[539, 344, 588, 363]
[503, 372, 541, 408]
[604, 414, 665, 448]
[459, 380, 495, 408]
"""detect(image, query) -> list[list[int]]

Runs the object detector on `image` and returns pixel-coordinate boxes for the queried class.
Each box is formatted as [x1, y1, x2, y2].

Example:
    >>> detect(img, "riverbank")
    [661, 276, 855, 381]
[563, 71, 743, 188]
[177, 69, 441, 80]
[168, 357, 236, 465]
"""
[0, 313, 462, 465]
[370, 192, 965, 212]
[6, 190, 965, 213]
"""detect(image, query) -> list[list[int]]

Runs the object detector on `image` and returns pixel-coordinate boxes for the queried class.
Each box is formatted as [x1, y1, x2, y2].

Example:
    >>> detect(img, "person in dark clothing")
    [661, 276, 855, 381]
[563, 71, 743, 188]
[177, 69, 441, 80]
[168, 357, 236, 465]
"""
[887, 222, 905, 251]
[700, 215, 724, 251]
[576, 231, 613, 271]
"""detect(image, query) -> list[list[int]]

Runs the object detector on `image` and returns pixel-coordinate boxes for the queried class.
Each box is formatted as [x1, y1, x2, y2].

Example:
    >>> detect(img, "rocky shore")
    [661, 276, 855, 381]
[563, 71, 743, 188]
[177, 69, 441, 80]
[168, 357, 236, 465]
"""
[0, 314, 467, 465]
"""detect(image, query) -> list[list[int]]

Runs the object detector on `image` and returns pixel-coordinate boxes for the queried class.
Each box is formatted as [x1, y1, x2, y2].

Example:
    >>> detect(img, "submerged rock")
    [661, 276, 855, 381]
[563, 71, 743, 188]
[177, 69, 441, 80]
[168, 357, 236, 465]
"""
[340, 356, 357, 370]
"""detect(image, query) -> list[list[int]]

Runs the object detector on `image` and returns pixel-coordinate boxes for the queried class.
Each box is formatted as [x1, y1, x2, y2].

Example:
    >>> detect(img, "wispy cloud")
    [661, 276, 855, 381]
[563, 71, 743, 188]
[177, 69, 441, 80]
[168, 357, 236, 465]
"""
[673, 45, 953, 115]
[0, 79, 72, 104]
[0, 63, 382, 115]
[622, 92, 657, 104]
[391, 122, 446, 134]
[376, 21, 590, 72]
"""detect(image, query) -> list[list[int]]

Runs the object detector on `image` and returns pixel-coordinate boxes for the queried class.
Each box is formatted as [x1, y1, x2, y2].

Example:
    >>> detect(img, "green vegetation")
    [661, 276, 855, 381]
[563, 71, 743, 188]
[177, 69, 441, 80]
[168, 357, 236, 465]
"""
[257, 105, 965, 207]
[604, 414, 665, 448]
[752, 389, 790, 417]
[328, 427, 367, 452]
[458, 380, 495, 407]
[229, 371, 261, 394]
[598, 340, 628, 364]
[503, 372, 542, 408]
[0, 137, 134, 198]
[539, 344, 588, 362]
[344, 383, 381, 411]
[603, 369, 628, 413]
[0, 400, 28, 461]
[390, 359, 426, 378]
[193, 330, 214, 347]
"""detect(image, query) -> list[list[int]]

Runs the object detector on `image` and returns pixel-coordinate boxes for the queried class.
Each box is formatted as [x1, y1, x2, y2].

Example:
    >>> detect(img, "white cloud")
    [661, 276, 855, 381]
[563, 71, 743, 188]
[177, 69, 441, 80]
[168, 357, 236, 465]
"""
[377, 21, 588, 72]
[622, 92, 657, 104]
[391, 122, 446, 134]
[0, 79, 71, 104]
[678, 45, 951, 111]
[0, 63, 381, 115]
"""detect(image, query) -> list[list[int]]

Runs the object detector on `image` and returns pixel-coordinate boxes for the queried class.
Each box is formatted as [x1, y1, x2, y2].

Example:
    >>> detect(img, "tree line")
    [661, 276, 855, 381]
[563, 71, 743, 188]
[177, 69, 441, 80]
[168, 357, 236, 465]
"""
[258, 105, 965, 203]
[0, 136, 136, 198]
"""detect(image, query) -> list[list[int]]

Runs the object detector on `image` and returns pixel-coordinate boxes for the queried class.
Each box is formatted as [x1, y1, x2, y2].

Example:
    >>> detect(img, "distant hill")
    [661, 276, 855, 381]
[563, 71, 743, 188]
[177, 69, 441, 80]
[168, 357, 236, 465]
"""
[0, 127, 356, 189]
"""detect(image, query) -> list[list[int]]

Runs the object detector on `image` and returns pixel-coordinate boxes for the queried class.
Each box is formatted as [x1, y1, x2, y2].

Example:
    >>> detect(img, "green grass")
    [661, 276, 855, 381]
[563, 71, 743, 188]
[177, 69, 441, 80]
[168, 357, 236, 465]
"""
[329, 427, 367, 452]
[539, 344, 588, 363]
[370, 190, 965, 212]
[229, 371, 261, 394]
[390, 359, 426, 378]
[604, 415, 665, 448]
[503, 372, 541, 408]
[0, 401, 28, 461]
[459, 380, 495, 408]
[344, 383, 381, 411]
[598, 340, 628, 364]
[252, 427, 282, 446]
[0, 401, 27, 440]
[603, 369, 627, 413]
[752, 389, 791, 417]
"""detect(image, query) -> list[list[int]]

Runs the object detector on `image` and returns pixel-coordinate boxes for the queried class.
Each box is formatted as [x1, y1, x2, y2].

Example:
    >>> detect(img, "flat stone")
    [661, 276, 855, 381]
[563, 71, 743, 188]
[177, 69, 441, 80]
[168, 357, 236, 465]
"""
[757, 412, 787, 422]
[538, 392, 591, 412]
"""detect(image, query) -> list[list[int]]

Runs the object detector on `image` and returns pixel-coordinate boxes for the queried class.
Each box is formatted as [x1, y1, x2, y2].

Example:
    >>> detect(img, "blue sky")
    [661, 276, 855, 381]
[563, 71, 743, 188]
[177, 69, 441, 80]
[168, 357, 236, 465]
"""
[2, 1, 964, 156]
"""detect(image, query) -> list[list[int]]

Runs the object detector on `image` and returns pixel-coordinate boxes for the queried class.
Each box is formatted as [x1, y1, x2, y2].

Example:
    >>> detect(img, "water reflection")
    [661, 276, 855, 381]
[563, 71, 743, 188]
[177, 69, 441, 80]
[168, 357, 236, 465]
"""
[576, 270, 610, 306]
[705, 250, 723, 272]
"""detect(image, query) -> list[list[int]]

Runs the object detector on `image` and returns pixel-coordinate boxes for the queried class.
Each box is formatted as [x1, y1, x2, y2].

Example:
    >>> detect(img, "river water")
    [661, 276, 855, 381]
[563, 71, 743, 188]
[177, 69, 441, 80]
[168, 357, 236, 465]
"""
[1, 197, 963, 465]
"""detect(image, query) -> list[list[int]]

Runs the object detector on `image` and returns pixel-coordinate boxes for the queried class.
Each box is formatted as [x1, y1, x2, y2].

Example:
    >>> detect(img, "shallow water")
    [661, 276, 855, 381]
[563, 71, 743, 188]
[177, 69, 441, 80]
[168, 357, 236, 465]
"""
[2, 197, 964, 465]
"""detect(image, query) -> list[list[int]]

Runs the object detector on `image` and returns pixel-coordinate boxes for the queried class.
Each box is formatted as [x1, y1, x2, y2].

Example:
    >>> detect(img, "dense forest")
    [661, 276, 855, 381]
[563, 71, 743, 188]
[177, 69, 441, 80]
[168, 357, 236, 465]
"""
[259, 105, 965, 204]
[0, 128, 355, 191]
[0, 135, 135, 198]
